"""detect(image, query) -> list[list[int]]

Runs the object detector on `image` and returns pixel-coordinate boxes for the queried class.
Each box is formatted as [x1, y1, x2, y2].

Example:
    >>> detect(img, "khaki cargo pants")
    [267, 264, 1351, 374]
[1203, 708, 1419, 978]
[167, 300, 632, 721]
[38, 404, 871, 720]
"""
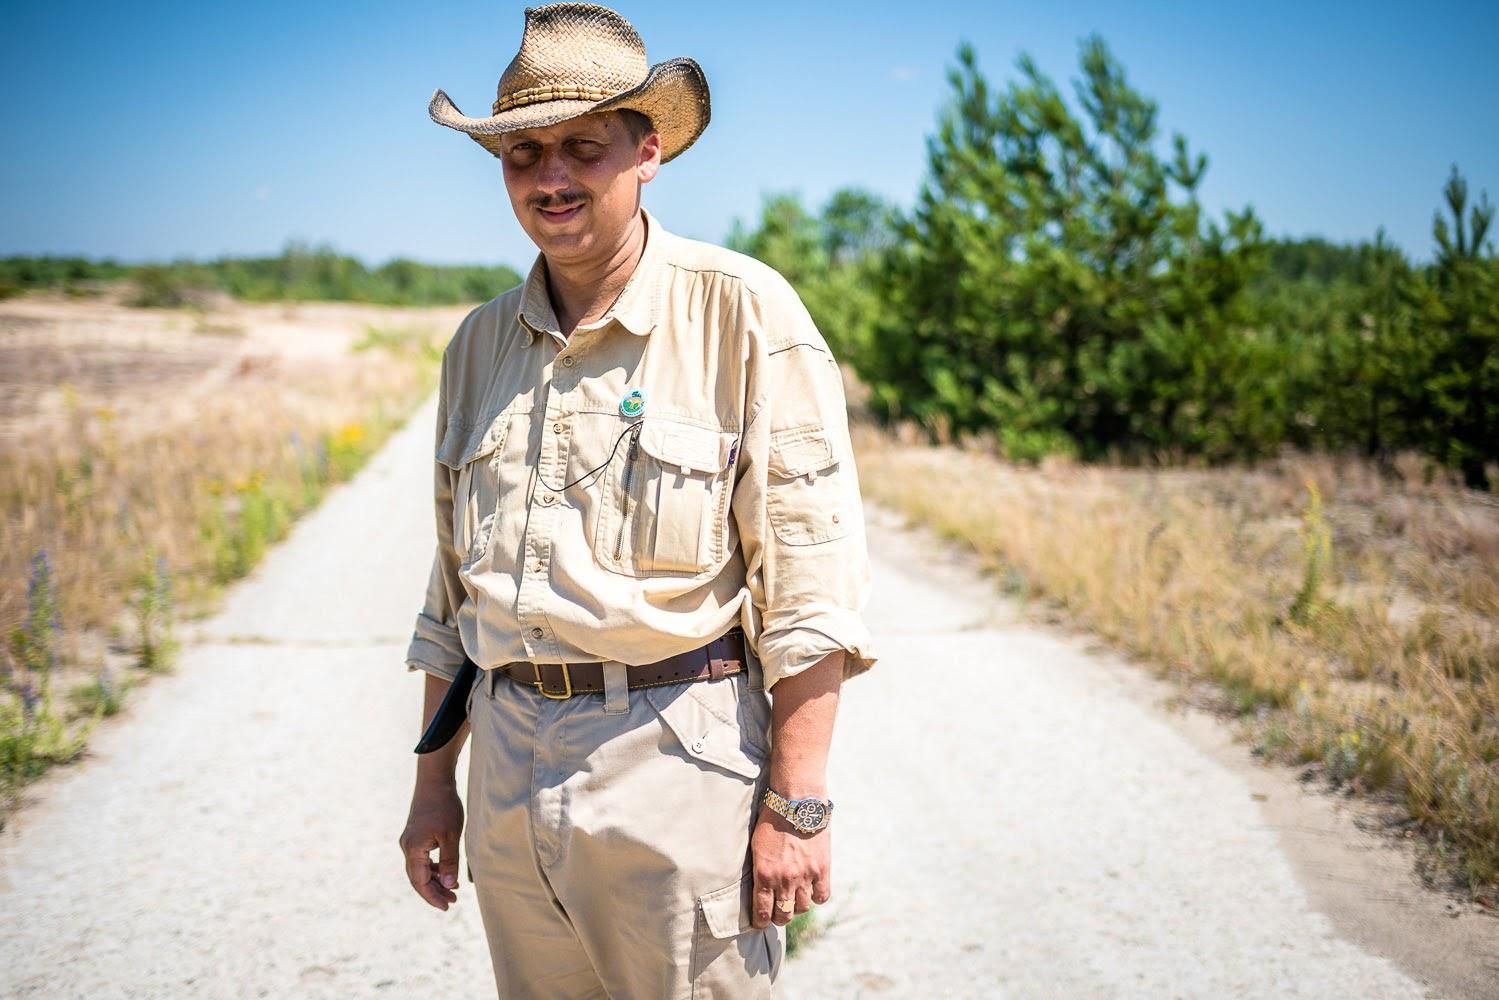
[463, 654, 784, 998]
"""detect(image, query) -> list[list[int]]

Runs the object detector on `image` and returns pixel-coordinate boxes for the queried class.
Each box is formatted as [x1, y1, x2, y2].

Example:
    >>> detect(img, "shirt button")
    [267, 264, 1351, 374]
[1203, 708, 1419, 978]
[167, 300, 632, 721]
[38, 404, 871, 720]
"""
[561, 355, 576, 368]
[691, 739, 706, 754]
[540, 492, 557, 506]
[530, 627, 545, 639]
[832, 513, 841, 523]
[552, 422, 564, 433]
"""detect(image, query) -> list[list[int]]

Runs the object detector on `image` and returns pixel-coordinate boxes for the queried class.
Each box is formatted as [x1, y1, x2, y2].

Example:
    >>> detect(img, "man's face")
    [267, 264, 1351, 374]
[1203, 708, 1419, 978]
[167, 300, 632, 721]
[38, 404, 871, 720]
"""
[496, 111, 661, 264]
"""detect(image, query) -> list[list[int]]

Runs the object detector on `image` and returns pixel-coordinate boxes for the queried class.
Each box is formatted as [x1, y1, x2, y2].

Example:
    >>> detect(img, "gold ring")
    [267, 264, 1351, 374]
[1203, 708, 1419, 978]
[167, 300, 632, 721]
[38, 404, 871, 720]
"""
[775, 899, 794, 913]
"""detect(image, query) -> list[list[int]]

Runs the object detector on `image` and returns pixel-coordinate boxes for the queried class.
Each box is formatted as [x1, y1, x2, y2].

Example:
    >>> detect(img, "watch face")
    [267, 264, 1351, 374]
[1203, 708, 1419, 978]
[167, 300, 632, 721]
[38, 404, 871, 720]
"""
[792, 799, 828, 831]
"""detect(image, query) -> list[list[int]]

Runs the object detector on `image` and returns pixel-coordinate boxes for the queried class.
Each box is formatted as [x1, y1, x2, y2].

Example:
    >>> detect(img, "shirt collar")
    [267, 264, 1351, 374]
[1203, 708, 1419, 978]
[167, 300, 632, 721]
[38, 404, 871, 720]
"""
[518, 206, 665, 344]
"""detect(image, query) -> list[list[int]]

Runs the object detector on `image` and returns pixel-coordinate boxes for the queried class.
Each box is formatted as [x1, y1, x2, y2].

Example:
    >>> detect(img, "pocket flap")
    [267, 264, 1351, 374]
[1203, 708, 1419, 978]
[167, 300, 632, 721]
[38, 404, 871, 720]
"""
[636, 420, 735, 475]
[698, 871, 755, 939]
[435, 415, 505, 470]
[767, 426, 838, 479]
[645, 681, 765, 780]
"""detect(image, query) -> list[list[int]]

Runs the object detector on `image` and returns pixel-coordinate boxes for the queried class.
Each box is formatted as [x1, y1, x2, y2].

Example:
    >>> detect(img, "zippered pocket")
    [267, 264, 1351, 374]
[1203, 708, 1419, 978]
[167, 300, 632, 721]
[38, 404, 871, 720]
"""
[613, 422, 644, 562]
[595, 417, 738, 578]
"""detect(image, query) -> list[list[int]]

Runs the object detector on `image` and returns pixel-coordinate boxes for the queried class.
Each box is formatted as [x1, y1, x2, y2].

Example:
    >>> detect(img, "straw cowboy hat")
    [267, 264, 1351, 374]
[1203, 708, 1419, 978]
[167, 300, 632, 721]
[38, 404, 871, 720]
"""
[428, 3, 711, 164]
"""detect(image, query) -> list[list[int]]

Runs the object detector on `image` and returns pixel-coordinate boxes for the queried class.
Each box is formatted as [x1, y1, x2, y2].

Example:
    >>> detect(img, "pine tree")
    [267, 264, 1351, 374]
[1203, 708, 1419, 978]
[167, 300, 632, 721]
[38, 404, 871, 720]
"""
[867, 36, 1270, 461]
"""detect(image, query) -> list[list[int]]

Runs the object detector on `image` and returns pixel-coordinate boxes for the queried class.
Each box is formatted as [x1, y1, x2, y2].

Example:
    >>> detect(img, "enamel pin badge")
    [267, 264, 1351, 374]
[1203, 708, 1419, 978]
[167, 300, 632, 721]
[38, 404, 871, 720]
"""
[619, 388, 647, 418]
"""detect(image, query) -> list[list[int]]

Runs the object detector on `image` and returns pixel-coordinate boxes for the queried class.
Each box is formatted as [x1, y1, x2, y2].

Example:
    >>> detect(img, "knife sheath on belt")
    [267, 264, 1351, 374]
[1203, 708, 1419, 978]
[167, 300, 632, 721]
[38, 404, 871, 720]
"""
[413, 655, 479, 755]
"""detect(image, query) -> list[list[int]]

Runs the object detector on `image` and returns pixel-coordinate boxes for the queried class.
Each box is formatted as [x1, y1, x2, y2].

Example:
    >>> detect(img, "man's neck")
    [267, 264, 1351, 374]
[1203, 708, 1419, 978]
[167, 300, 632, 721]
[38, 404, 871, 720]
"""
[543, 211, 647, 338]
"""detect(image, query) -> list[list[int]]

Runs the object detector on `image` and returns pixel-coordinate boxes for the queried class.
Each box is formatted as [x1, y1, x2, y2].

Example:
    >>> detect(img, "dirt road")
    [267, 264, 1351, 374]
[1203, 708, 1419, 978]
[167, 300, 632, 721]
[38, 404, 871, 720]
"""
[0, 391, 1489, 998]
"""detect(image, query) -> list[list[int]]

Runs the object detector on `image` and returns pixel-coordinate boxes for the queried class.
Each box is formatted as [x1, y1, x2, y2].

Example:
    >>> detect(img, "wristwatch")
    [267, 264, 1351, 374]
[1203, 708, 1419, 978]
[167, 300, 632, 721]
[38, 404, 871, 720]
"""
[762, 788, 834, 834]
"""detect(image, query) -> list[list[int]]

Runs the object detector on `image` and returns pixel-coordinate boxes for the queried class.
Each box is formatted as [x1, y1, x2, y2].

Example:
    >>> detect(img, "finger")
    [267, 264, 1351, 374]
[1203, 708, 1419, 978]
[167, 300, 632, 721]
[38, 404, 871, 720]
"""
[437, 830, 461, 891]
[772, 879, 796, 926]
[404, 840, 446, 909]
[811, 870, 832, 906]
[753, 875, 776, 928]
[403, 840, 432, 892]
[425, 881, 452, 911]
[793, 881, 813, 914]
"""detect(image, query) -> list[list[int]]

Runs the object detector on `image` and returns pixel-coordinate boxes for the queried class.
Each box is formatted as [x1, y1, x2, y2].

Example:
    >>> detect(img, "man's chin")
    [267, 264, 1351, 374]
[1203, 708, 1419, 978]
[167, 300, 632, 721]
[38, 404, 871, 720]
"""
[528, 226, 591, 259]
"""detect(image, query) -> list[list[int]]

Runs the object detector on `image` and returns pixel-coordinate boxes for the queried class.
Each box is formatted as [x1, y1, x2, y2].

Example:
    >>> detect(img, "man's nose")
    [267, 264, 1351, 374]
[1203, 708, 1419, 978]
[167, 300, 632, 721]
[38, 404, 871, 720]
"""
[536, 148, 570, 193]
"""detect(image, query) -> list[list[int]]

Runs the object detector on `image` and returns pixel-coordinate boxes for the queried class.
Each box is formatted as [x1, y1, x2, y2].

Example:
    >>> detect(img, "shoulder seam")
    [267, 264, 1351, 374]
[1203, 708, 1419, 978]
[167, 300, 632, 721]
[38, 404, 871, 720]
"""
[658, 260, 765, 301]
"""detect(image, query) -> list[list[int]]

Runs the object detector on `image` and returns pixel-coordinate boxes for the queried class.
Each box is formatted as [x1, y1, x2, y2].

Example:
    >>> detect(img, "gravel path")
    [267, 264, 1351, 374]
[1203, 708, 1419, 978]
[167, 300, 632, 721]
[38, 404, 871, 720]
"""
[0, 392, 1471, 998]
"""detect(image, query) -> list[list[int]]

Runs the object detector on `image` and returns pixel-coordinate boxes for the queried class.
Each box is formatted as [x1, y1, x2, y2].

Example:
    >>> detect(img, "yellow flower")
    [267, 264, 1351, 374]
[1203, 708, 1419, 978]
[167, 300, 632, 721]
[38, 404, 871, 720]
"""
[334, 423, 366, 449]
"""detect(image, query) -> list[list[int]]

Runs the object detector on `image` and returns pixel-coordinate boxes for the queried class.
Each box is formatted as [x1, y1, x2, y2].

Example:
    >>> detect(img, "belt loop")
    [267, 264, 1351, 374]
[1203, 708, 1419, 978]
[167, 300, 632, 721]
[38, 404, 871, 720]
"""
[745, 637, 764, 693]
[602, 661, 630, 714]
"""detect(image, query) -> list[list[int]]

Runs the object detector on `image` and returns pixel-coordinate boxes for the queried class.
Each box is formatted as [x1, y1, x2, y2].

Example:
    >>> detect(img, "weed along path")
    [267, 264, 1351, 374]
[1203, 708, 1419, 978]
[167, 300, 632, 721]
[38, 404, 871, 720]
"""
[0, 392, 1490, 998]
[0, 391, 494, 998]
[775, 506, 1494, 999]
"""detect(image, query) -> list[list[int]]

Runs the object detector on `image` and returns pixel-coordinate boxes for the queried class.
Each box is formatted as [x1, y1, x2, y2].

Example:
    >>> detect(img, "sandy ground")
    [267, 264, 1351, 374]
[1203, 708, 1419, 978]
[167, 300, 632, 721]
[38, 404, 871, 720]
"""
[0, 390, 1494, 998]
[0, 293, 470, 442]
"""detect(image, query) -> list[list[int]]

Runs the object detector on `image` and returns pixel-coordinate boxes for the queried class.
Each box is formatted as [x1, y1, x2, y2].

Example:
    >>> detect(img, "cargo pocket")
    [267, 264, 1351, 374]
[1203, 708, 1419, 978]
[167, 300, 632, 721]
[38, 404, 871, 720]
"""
[597, 417, 738, 577]
[690, 872, 776, 998]
[435, 413, 510, 567]
[646, 678, 768, 781]
[766, 425, 849, 545]
[730, 669, 772, 761]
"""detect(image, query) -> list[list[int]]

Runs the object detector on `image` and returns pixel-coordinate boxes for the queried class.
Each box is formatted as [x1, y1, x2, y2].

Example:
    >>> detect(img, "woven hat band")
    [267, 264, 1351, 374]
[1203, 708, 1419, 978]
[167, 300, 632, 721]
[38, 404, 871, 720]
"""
[429, 3, 710, 164]
[492, 83, 620, 116]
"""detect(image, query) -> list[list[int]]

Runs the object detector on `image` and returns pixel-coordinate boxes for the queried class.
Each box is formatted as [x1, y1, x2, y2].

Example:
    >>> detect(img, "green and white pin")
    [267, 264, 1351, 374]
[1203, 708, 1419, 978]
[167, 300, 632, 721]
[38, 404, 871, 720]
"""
[619, 387, 647, 418]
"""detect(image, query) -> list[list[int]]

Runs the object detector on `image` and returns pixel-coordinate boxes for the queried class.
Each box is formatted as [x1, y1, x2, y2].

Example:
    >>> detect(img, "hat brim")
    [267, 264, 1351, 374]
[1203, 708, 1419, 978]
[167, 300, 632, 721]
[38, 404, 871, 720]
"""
[428, 57, 710, 165]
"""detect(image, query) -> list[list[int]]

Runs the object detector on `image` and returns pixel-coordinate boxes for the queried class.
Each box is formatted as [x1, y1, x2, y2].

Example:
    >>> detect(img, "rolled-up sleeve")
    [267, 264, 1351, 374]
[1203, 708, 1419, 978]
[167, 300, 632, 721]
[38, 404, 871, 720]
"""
[732, 277, 877, 692]
[404, 350, 468, 683]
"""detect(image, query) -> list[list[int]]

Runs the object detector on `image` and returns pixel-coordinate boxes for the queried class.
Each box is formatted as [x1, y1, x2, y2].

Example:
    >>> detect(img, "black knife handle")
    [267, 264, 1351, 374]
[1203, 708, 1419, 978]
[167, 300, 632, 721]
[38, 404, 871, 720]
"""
[413, 656, 480, 755]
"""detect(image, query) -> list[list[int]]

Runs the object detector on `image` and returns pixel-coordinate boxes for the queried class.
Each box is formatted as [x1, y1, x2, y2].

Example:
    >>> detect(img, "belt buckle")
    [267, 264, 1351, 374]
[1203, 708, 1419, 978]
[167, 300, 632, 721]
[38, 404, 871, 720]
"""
[536, 662, 574, 699]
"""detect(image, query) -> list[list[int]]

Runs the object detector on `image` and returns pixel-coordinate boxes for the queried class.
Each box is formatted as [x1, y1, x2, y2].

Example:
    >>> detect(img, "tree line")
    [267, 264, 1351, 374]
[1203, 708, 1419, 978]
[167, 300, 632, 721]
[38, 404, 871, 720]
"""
[0, 242, 521, 309]
[729, 36, 1498, 490]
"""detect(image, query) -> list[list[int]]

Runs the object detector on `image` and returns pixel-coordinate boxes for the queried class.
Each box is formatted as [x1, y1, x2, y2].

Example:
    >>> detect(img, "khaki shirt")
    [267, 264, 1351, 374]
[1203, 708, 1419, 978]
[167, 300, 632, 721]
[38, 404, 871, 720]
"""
[403, 207, 875, 692]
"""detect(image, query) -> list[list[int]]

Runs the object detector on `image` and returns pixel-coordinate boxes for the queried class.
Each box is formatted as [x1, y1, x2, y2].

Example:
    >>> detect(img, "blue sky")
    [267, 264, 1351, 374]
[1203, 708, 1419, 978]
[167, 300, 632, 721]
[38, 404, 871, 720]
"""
[3, 1, 1496, 270]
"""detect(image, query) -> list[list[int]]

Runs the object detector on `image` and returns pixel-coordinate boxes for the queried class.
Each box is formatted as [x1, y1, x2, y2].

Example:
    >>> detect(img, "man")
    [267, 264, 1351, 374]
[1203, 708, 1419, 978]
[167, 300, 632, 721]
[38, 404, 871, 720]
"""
[398, 4, 875, 995]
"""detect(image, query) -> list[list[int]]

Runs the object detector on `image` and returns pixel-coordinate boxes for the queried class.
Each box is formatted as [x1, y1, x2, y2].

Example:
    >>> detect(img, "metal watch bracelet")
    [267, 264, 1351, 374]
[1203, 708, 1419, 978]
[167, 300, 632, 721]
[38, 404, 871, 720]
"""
[762, 787, 834, 833]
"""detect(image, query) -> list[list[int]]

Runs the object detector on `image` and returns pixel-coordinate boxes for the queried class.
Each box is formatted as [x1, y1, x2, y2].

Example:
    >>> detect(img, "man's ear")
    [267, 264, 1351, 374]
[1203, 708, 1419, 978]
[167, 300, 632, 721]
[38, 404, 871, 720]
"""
[636, 131, 662, 185]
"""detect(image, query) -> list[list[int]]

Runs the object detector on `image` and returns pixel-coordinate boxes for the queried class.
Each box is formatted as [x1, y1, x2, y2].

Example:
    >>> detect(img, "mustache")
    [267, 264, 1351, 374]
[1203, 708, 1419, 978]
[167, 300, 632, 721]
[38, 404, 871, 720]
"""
[531, 192, 587, 210]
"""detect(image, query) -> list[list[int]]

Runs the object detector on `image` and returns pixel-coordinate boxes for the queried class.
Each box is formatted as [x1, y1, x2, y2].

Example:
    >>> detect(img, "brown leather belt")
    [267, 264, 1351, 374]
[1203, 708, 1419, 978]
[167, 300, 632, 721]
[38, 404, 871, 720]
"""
[499, 629, 747, 699]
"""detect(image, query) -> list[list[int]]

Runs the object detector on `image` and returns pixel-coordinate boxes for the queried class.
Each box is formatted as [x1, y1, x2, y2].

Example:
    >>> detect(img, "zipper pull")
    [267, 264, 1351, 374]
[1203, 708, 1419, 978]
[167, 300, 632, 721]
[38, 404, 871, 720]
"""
[627, 423, 642, 459]
[727, 439, 739, 466]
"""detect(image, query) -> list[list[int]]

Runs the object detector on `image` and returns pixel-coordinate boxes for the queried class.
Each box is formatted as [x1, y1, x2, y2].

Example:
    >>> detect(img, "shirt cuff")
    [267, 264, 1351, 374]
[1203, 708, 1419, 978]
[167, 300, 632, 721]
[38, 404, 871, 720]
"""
[755, 608, 877, 691]
[404, 613, 466, 684]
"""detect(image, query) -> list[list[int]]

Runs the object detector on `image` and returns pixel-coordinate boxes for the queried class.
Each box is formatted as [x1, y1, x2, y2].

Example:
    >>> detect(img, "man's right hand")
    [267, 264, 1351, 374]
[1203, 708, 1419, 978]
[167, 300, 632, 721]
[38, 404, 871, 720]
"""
[400, 780, 465, 910]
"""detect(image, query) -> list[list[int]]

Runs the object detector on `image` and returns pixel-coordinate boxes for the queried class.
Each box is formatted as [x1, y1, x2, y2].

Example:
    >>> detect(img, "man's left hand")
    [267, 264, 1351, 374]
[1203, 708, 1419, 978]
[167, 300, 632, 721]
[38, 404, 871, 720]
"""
[750, 802, 831, 928]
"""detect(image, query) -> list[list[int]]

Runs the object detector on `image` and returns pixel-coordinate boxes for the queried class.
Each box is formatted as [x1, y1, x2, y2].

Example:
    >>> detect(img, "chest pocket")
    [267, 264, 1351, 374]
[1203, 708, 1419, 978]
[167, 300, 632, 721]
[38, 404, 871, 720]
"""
[436, 413, 511, 568]
[766, 425, 849, 545]
[595, 417, 739, 578]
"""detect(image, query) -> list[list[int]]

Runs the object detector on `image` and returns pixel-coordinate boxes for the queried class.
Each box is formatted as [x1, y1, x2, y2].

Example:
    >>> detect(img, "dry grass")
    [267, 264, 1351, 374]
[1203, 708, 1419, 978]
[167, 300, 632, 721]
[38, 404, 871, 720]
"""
[853, 421, 1499, 895]
[1, 292, 471, 811]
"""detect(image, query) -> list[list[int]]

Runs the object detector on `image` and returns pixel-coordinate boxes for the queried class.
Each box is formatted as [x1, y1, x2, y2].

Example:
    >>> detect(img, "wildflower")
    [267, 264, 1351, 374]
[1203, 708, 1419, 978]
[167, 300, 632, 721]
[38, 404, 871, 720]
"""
[18, 679, 39, 720]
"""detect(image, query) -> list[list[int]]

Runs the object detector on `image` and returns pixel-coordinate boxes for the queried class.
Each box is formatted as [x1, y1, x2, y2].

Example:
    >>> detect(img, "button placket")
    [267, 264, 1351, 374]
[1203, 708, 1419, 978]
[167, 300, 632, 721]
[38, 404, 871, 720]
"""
[516, 354, 576, 662]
